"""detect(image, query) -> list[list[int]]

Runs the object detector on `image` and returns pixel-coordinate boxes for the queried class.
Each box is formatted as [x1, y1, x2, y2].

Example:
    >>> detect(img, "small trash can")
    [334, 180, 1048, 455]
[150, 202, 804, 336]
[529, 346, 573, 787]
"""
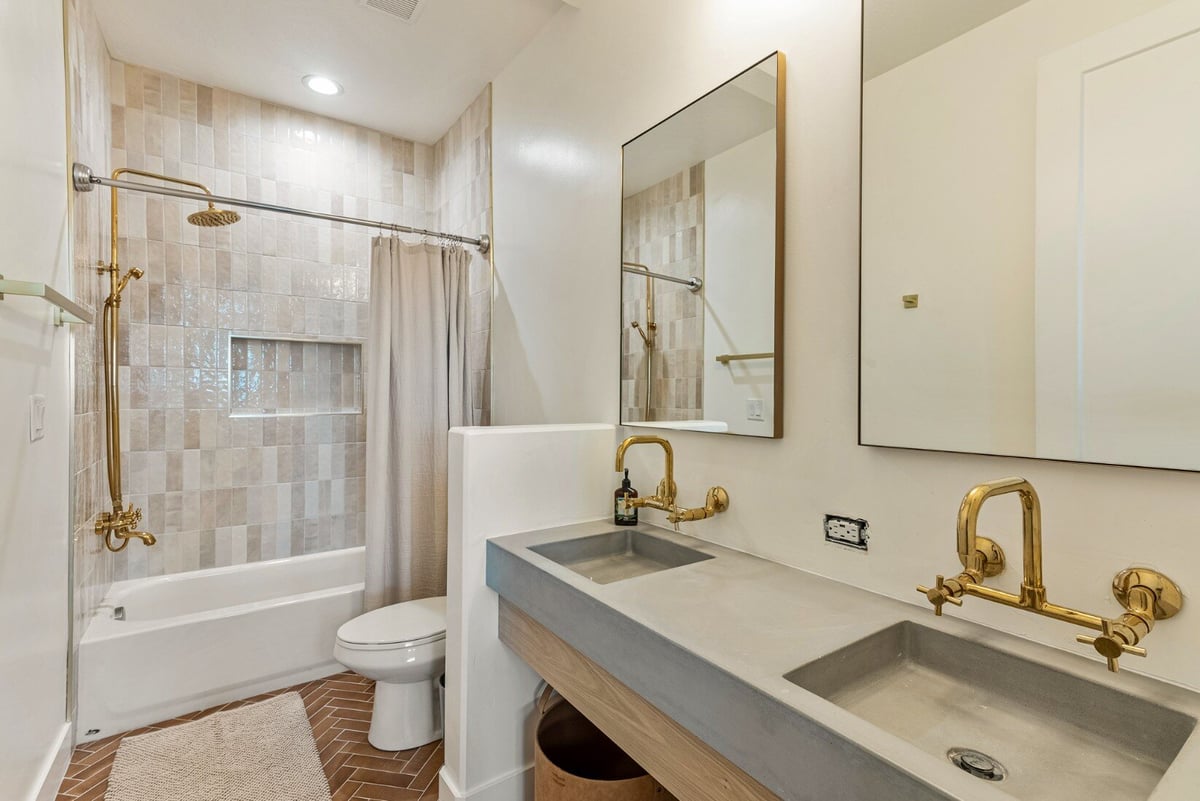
[534, 686, 660, 801]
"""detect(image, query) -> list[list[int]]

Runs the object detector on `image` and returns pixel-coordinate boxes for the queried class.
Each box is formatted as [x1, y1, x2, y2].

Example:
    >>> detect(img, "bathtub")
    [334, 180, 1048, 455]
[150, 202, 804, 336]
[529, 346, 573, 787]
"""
[78, 547, 364, 742]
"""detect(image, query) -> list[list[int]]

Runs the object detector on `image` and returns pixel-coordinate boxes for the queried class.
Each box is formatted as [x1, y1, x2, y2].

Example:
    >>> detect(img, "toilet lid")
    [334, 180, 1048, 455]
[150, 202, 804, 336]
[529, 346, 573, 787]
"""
[337, 596, 447, 647]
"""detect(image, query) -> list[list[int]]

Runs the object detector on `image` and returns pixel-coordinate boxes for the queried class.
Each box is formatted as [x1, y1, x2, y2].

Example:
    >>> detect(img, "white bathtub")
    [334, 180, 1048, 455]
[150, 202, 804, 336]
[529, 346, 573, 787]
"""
[78, 547, 364, 742]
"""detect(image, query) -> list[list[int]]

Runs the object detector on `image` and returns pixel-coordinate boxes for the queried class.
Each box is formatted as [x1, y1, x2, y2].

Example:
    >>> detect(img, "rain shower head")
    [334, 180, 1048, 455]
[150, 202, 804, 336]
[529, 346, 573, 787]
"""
[187, 203, 241, 227]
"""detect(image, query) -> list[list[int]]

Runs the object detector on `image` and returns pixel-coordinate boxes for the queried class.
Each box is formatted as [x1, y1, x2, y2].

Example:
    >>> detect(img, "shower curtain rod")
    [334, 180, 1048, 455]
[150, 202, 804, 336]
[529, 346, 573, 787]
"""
[72, 163, 490, 254]
[622, 262, 702, 292]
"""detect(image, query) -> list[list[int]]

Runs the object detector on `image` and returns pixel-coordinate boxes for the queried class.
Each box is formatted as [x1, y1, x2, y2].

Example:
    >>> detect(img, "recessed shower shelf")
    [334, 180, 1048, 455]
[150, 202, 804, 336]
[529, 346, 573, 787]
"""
[0, 275, 93, 326]
[229, 334, 364, 418]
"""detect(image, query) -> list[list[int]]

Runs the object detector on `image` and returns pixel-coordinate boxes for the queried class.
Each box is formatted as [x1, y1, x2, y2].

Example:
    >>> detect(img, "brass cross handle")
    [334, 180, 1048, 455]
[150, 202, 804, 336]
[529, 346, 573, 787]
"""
[1076, 619, 1147, 673]
[916, 575, 963, 616]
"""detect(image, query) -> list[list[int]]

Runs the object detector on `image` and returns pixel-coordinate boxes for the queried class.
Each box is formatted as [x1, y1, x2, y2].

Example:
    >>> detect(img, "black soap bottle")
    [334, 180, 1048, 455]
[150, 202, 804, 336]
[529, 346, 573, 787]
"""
[614, 469, 638, 526]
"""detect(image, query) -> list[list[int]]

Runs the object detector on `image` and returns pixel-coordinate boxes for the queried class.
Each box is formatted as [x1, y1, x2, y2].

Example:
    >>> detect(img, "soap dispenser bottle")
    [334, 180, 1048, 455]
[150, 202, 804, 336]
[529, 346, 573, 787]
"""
[614, 469, 638, 526]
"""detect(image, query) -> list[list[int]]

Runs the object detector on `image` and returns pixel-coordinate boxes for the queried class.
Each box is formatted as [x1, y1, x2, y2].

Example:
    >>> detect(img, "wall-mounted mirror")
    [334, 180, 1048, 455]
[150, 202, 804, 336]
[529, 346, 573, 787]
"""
[861, 0, 1200, 470]
[620, 52, 785, 438]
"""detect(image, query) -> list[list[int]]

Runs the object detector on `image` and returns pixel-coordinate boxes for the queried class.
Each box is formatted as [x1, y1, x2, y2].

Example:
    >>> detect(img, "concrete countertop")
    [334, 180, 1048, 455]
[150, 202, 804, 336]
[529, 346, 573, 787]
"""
[486, 520, 1200, 801]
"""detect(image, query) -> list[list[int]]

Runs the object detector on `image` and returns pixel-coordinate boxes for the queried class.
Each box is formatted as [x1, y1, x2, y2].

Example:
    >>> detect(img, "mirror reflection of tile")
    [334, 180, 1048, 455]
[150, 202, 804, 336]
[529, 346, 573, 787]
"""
[621, 163, 705, 423]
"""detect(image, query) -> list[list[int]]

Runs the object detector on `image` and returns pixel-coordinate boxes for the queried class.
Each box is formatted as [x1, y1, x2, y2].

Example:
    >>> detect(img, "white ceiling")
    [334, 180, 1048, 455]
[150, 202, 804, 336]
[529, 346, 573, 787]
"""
[93, 0, 564, 144]
[863, 0, 1032, 80]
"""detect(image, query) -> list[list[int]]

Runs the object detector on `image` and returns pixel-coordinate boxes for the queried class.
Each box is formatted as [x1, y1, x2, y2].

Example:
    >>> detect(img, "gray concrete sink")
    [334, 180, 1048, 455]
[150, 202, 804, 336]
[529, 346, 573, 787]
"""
[785, 621, 1196, 801]
[528, 529, 713, 584]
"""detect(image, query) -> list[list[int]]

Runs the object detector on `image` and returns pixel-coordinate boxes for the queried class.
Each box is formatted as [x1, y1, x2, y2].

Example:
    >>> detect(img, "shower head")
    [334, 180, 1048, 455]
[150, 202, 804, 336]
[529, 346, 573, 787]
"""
[187, 203, 241, 227]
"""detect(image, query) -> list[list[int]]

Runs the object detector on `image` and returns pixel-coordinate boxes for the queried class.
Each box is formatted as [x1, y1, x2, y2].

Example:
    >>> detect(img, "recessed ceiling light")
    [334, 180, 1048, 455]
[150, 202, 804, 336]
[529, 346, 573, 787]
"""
[302, 75, 343, 96]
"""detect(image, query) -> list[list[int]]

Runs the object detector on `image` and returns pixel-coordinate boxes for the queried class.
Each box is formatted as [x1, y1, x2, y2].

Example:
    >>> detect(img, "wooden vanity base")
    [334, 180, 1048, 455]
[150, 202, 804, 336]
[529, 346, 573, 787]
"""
[498, 599, 781, 801]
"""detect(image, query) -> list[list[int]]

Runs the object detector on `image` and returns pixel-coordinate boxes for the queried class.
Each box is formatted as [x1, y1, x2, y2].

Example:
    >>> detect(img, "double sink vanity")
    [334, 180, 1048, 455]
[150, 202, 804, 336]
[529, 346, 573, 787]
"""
[521, 1, 1200, 797]
[488, 516, 1199, 801]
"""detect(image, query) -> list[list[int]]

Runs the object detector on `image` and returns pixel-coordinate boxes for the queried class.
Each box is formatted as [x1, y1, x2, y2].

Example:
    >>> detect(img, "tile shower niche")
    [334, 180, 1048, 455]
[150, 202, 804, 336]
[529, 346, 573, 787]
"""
[229, 335, 363, 418]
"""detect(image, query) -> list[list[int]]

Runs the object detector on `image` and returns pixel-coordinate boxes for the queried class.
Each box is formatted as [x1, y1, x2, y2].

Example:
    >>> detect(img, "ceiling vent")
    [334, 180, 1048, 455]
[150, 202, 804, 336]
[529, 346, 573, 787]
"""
[360, 0, 428, 23]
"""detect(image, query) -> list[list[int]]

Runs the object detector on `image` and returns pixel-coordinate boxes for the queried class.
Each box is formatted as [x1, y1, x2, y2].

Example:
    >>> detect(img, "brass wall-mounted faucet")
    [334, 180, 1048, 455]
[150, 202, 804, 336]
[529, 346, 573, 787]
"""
[613, 436, 729, 527]
[917, 477, 1183, 672]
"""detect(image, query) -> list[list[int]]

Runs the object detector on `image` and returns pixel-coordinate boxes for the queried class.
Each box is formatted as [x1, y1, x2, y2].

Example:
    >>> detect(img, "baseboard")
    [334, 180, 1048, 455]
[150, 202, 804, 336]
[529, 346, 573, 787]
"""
[438, 764, 532, 801]
[32, 722, 72, 801]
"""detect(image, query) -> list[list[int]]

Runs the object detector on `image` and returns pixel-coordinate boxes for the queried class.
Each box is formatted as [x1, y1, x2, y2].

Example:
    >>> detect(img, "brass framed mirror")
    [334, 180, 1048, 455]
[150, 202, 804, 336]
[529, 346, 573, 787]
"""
[620, 52, 785, 438]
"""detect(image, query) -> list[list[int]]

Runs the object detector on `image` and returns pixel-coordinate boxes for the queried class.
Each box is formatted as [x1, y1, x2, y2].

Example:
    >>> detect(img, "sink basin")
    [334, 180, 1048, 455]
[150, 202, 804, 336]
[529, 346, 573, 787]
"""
[529, 530, 713, 584]
[784, 622, 1195, 801]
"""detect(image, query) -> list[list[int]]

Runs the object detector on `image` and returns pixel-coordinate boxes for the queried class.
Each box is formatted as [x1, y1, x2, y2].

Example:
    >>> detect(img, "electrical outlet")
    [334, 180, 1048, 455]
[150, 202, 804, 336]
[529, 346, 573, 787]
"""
[29, 394, 46, 442]
[824, 514, 869, 551]
[746, 398, 765, 422]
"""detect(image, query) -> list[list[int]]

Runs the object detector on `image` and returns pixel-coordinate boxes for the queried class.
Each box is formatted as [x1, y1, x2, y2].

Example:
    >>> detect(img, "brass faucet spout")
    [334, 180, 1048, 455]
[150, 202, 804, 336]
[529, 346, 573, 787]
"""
[614, 435, 674, 504]
[924, 478, 1184, 674]
[613, 436, 726, 528]
[957, 476, 1043, 606]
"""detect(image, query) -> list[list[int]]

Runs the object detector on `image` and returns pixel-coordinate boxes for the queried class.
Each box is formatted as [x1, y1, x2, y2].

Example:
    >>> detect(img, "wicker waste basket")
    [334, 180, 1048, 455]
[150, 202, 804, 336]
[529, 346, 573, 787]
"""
[534, 687, 672, 800]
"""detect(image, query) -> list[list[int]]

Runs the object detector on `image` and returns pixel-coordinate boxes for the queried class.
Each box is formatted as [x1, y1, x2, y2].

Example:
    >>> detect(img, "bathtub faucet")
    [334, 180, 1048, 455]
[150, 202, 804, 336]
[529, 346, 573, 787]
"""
[95, 503, 157, 551]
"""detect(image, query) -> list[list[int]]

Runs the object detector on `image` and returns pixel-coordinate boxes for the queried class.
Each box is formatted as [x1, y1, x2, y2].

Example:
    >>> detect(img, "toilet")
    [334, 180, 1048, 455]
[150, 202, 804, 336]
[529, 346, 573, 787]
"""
[334, 596, 447, 751]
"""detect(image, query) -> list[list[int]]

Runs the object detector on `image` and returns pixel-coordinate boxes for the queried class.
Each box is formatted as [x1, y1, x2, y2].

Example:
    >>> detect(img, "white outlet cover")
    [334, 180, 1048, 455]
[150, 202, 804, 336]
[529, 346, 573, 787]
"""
[29, 394, 46, 442]
[746, 398, 765, 422]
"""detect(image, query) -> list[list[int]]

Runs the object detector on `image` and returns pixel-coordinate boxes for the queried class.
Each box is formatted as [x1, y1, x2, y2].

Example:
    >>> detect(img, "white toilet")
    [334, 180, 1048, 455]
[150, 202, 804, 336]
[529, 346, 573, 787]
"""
[334, 596, 447, 751]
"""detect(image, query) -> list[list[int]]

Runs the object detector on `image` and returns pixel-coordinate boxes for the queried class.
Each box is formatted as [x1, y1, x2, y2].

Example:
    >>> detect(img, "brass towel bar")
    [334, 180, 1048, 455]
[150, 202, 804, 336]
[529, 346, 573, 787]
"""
[714, 352, 773, 365]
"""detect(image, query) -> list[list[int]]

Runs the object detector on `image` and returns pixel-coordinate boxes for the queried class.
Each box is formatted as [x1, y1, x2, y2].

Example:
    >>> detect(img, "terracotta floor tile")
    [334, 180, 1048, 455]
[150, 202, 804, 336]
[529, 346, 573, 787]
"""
[409, 743, 443, 790]
[54, 671, 442, 800]
[333, 717, 371, 733]
[333, 781, 364, 801]
[351, 782, 424, 801]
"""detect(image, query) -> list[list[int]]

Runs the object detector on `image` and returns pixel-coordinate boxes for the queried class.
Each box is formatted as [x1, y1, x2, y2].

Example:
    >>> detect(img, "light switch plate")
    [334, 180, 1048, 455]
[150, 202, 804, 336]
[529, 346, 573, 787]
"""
[746, 398, 765, 422]
[824, 514, 869, 551]
[29, 394, 46, 442]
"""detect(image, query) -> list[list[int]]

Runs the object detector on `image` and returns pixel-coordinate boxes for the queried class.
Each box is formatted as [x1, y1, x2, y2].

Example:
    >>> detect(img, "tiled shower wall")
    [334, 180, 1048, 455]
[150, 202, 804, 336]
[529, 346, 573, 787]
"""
[435, 86, 492, 426]
[105, 59, 428, 582]
[66, 0, 112, 651]
[68, 2, 493, 597]
[621, 163, 705, 422]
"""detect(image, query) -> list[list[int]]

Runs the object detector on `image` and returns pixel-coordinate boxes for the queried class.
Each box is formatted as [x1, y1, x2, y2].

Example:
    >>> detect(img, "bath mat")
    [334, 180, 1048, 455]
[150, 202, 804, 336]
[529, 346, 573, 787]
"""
[105, 692, 332, 801]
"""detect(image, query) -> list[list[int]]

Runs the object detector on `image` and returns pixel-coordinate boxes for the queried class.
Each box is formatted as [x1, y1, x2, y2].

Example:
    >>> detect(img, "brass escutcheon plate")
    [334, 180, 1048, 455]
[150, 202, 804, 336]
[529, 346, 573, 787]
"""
[1113, 568, 1184, 619]
[710, 487, 730, 512]
[959, 535, 1006, 578]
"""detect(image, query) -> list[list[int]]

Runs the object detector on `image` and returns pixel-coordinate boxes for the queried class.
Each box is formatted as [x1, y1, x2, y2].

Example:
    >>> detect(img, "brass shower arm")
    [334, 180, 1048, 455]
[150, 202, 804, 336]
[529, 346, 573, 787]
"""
[106, 168, 223, 274]
[111, 166, 215, 196]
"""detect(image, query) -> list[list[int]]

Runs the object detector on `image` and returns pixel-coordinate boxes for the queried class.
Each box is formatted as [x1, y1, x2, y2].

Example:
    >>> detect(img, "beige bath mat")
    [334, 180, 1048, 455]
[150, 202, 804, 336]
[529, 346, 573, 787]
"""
[106, 692, 332, 801]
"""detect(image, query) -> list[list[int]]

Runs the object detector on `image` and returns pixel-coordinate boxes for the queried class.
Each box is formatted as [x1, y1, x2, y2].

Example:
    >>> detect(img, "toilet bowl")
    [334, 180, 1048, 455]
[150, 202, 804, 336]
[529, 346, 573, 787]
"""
[334, 596, 447, 751]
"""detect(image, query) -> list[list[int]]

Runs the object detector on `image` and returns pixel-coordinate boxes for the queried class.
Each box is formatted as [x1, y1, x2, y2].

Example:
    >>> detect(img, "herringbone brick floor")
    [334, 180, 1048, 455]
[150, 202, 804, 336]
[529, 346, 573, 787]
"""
[55, 671, 442, 801]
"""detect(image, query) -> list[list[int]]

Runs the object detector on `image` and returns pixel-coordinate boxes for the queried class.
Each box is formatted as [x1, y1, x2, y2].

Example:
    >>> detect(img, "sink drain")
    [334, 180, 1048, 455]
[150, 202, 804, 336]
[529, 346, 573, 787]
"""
[947, 748, 1007, 782]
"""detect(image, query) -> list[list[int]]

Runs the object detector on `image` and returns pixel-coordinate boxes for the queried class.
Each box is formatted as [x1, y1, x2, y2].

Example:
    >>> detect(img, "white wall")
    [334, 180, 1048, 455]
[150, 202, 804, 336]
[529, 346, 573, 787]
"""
[859, 0, 1169, 457]
[702, 129, 776, 436]
[491, 0, 1200, 690]
[0, 1, 74, 799]
[443, 424, 614, 801]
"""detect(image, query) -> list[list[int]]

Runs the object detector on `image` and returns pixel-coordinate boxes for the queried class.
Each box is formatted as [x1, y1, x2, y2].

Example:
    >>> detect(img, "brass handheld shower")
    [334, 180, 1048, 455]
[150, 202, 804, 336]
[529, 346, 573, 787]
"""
[94, 168, 239, 552]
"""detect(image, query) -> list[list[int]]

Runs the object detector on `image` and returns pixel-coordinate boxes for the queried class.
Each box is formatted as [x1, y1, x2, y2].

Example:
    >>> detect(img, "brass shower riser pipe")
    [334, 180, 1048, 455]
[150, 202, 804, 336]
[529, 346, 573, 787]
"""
[73, 163, 491, 253]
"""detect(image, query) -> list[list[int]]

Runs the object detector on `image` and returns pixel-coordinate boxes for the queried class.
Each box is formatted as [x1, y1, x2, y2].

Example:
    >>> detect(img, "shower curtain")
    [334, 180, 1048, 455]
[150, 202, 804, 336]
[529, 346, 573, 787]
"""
[364, 238, 471, 609]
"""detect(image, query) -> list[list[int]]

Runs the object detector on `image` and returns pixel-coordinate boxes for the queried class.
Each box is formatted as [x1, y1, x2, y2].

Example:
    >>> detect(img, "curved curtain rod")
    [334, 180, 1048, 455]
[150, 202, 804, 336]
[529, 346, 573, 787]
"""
[72, 162, 490, 254]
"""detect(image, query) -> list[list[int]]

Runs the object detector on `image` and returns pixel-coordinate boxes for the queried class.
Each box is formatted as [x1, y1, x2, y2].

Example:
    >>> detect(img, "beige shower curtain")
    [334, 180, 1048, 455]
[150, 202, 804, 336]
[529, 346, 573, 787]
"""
[365, 238, 471, 609]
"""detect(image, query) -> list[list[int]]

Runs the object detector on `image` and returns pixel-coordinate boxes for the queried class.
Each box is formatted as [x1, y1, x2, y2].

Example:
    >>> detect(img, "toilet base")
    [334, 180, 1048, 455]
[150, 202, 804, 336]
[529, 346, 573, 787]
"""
[368, 676, 442, 751]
